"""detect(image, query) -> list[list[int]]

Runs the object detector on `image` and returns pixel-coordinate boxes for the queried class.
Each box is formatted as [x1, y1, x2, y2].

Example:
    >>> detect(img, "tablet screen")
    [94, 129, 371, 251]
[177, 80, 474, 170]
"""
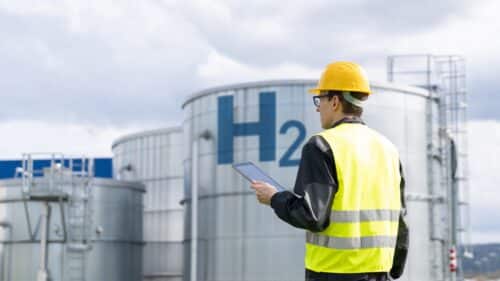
[232, 162, 285, 191]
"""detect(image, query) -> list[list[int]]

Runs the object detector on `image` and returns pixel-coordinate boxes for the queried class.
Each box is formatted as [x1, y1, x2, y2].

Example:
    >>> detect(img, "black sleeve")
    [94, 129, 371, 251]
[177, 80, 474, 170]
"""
[270, 136, 337, 232]
[399, 162, 407, 213]
[390, 162, 410, 279]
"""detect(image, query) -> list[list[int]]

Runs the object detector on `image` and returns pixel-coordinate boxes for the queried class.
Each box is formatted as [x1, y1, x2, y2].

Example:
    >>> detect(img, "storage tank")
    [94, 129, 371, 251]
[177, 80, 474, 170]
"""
[112, 127, 184, 281]
[0, 162, 144, 281]
[182, 80, 444, 281]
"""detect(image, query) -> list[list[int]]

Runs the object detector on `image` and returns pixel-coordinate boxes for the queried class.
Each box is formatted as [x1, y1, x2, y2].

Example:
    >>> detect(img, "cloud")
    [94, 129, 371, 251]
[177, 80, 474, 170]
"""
[180, 0, 472, 68]
[0, 120, 159, 158]
[0, 0, 498, 124]
[0, 0, 209, 125]
[196, 49, 319, 88]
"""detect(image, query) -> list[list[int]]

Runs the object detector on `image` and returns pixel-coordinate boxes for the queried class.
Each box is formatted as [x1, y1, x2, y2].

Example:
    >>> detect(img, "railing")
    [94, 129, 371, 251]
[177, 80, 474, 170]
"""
[14, 153, 95, 281]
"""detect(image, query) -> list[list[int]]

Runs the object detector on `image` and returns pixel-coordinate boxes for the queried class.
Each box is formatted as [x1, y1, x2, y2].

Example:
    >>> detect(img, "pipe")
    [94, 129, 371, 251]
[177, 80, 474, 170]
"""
[190, 130, 213, 281]
[23, 200, 34, 240]
[190, 138, 199, 281]
[0, 222, 12, 281]
[58, 199, 67, 243]
[37, 202, 51, 281]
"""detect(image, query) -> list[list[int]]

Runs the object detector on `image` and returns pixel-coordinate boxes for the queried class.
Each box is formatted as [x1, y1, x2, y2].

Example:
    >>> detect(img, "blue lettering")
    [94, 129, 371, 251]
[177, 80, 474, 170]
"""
[217, 92, 276, 164]
[279, 120, 306, 167]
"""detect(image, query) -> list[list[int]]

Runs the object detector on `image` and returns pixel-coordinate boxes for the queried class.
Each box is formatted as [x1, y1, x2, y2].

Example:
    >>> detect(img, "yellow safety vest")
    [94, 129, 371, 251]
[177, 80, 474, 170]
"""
[305, 122, 401, 273]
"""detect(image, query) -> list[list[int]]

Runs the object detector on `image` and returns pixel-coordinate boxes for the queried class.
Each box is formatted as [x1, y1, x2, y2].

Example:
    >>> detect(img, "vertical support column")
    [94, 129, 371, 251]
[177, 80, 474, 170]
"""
[0, 222, 12, 281]
[190, 139, 199, 281]
[37, 202, 51, 281]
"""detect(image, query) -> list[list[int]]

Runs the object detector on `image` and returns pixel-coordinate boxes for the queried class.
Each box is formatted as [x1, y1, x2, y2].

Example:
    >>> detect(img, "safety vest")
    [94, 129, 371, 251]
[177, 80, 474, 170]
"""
[305, 122, 401, 273]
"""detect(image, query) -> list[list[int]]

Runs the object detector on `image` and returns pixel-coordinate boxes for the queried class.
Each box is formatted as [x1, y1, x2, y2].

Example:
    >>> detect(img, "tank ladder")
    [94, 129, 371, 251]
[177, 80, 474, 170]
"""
[435, 56, 471, 281]
[65, 157, 94, 281]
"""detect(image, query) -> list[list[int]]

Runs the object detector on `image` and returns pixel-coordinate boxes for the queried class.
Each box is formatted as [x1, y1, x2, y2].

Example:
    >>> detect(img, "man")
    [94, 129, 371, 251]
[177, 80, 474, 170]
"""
[251, 61, 408, 281]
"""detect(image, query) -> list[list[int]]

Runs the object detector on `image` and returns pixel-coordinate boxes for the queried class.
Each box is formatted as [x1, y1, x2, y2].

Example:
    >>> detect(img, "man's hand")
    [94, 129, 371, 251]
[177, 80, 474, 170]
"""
[250, 180, 278, 205]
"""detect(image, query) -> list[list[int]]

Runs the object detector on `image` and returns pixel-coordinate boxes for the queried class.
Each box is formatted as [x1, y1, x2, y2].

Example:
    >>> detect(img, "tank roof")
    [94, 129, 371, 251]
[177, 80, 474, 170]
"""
[182, 79, 430, 108]
[0, 177, 145, 192]
[112, 127, 182, 149]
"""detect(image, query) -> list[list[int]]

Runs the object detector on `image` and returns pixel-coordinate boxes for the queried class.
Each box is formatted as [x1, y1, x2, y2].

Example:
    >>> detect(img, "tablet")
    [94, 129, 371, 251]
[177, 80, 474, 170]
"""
[232, 162, 285, 191]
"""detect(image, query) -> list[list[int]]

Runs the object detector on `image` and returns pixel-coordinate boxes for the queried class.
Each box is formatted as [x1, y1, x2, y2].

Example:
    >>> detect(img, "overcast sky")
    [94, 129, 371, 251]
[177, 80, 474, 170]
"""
[0, 0, 499, 244]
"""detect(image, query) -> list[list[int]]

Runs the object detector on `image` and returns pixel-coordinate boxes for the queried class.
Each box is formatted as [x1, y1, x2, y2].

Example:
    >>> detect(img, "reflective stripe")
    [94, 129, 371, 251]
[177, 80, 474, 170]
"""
[306, 232, 397, 249]
[330, 209, 400, 223]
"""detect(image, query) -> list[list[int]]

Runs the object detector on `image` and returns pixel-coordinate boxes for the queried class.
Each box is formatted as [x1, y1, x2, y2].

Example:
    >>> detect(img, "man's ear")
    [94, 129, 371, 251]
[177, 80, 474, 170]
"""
[331, 95, 339, 111]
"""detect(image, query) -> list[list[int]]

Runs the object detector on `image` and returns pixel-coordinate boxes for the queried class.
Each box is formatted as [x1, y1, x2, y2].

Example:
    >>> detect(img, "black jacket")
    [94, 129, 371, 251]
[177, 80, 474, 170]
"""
[270, 117, 409, 280]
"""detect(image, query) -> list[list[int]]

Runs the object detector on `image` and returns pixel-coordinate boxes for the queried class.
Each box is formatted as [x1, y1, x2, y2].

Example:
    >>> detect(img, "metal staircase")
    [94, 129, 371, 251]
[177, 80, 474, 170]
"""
[387, 55, 471, 281]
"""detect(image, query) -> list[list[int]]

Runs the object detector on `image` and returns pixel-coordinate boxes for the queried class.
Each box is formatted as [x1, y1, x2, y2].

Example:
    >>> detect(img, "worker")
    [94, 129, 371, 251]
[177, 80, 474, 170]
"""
[251, 61, 409, 281]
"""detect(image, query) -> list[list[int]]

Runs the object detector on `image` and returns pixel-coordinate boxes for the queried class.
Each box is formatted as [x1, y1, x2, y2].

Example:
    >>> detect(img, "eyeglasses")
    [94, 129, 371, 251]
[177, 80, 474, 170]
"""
[312, 93, 332, 107]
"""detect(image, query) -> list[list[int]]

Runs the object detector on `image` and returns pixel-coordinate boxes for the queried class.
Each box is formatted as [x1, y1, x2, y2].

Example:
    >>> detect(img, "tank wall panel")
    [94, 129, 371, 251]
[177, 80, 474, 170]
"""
[112, 128, 184, 281]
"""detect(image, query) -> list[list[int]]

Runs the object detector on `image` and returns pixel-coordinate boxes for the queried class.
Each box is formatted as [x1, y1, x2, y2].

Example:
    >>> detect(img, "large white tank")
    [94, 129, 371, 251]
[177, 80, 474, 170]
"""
[112, 127, 184, 281]
[182, 80, 443, 281]
[0, 175, 144, 281]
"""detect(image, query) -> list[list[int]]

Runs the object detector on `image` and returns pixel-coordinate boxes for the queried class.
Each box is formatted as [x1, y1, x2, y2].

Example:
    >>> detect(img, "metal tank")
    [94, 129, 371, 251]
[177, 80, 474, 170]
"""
[112, 127, 184, 281]
[182, 80, 444, 281]
[0, 155, 144, 281]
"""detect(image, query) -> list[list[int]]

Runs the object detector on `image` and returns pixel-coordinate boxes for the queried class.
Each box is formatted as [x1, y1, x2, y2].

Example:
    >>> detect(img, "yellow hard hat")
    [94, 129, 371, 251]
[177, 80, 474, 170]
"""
[309, 61, 371, 95]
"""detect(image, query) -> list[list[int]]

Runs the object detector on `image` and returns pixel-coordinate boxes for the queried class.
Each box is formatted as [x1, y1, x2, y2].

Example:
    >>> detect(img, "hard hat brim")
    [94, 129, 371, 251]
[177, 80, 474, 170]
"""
[308, 87, 371, 95]
[308, 88, 321, 94]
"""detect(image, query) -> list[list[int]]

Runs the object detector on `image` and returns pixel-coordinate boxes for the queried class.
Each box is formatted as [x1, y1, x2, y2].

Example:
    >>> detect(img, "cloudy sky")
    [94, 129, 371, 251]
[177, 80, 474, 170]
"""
[0, 0, 499, 244]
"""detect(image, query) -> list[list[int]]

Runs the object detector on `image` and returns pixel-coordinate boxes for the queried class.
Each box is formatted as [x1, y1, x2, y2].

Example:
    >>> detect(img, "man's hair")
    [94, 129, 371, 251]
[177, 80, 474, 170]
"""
[327, 91, 368, 117]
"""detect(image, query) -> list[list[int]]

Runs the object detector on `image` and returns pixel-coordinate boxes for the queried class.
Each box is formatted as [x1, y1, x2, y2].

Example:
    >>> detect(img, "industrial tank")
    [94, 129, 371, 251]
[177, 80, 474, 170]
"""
[112, 127, 184, 281]
[0, 165, 144, 281]
[182, 80, 443, 281]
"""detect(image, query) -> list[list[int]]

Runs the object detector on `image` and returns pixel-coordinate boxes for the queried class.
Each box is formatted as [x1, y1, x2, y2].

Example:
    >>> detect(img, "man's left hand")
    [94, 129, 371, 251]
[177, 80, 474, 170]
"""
[250, 181, 278, 205]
